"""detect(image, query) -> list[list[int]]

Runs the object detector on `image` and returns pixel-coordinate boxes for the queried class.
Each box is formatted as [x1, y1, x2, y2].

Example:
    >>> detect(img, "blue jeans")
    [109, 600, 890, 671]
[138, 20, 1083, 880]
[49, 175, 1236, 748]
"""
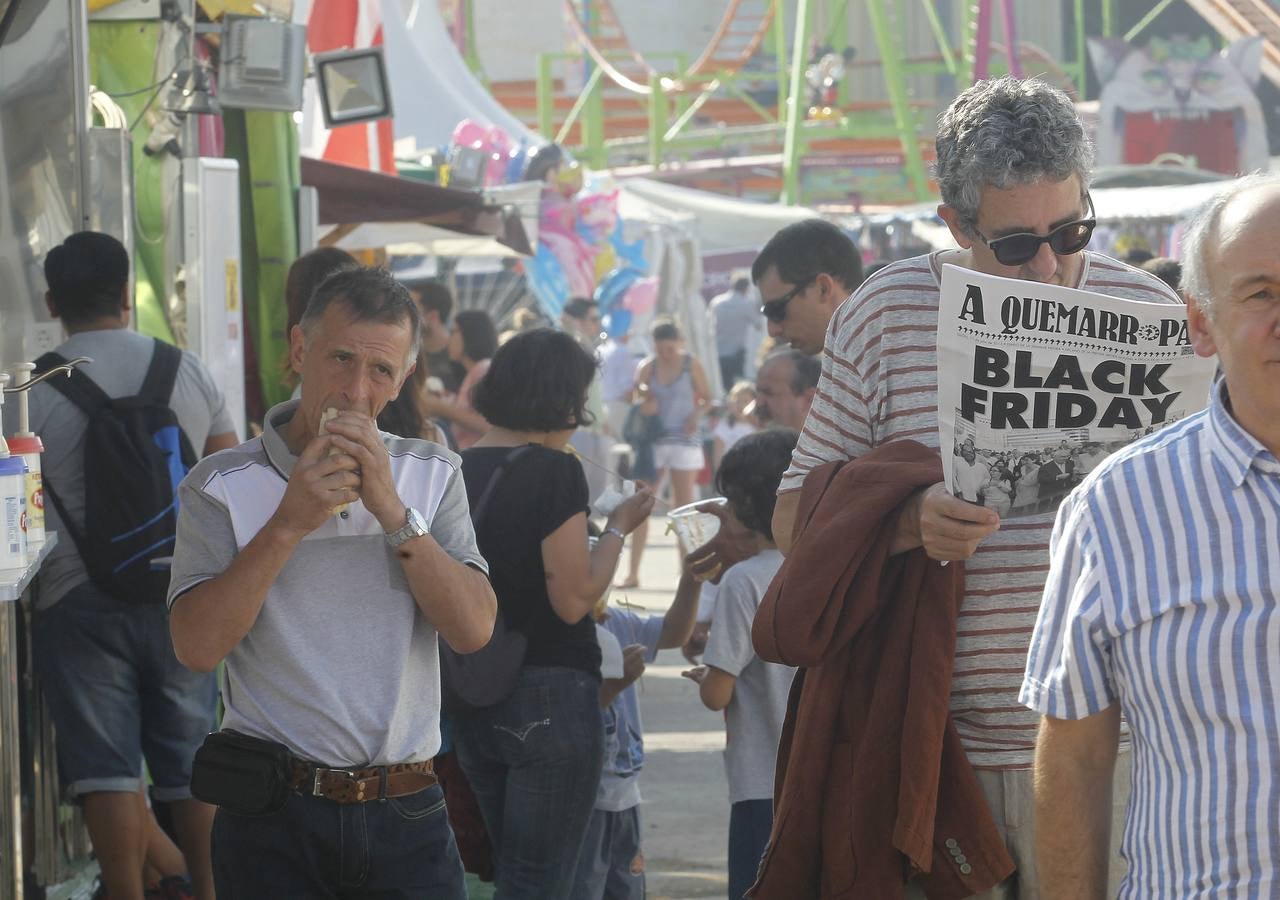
[210, 785, 465, 898]
[570, 806, 645, 900]
[728, 799, 773, 900]
[32, 579, 216, 798]
[454, 666, 604, 900]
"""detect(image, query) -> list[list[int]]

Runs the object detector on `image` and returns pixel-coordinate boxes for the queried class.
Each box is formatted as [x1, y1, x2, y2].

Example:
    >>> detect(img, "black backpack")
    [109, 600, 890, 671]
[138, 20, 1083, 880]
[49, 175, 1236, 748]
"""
[36, 341, 197, 604]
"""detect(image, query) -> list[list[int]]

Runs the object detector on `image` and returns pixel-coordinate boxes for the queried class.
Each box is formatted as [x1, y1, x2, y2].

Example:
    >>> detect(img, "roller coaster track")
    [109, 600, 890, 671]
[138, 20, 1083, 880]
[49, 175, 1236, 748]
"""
[1184, 0, 1280, 88]
[562, 0, 775, 95]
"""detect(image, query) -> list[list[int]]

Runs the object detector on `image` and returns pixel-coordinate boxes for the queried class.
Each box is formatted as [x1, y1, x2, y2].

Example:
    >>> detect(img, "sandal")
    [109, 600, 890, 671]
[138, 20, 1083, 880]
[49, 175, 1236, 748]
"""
[615, 576, 640, 590]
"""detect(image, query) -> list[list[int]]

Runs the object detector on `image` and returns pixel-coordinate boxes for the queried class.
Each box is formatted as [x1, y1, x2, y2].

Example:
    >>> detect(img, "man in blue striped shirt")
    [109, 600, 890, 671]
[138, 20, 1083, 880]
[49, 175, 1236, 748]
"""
[1021, 173, 1280, 899]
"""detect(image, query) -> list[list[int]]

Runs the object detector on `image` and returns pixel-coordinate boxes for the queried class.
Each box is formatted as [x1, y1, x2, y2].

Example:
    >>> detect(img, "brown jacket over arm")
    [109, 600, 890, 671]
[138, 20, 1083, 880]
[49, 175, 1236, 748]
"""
[749, 441, 1015, 899]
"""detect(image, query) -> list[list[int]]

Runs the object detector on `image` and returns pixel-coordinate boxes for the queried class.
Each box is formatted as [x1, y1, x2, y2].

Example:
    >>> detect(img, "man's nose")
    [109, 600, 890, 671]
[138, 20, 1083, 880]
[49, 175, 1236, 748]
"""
[1026, 241, 1060, 281]
[343, 364, 373, 404]
[767, 318, 783, 339]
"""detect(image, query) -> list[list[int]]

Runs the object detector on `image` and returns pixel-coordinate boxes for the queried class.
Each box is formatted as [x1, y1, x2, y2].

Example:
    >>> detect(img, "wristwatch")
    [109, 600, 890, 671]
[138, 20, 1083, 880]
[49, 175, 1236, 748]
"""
[386, 507, 429, 548]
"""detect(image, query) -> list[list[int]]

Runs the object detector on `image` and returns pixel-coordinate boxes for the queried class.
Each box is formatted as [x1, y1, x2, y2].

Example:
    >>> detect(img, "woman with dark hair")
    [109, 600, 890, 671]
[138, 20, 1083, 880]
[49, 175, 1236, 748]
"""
[281, 247, 358, 391]
[454, 329, 654, 899]
[681, 429, 799, 900]
[423, 308, 498, 449]
[375, 280, 449, 445]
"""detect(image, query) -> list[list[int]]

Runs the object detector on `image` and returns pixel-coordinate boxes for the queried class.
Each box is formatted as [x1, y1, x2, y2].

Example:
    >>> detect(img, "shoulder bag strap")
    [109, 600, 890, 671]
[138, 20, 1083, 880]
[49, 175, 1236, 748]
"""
[470, 445, 537, 530]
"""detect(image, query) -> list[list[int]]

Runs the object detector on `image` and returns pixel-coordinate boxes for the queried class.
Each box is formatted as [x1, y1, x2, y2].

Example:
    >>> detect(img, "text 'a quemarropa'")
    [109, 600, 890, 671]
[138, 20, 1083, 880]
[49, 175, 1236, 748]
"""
[958, 284, 1191, 347]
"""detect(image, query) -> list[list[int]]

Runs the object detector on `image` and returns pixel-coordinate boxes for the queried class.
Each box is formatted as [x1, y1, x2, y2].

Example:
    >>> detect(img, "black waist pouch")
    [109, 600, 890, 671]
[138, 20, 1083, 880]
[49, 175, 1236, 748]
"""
[190, 729, 295, 816]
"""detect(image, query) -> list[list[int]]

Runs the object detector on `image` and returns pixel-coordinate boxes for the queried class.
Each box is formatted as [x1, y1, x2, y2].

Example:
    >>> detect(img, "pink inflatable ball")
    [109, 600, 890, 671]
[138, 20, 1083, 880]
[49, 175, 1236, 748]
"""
[483, 126, 513, 186]
[450, 118, 489, 151]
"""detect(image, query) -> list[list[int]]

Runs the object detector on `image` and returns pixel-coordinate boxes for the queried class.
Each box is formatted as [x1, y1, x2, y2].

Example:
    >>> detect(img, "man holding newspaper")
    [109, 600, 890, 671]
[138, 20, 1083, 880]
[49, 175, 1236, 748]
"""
[768, 76, 1191, 898]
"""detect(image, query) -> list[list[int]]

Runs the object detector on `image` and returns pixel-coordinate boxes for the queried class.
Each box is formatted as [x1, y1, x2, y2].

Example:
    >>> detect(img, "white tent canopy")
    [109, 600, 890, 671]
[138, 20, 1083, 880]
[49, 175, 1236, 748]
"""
[620, 178, 818, 254]
[382, 0, 541, 154]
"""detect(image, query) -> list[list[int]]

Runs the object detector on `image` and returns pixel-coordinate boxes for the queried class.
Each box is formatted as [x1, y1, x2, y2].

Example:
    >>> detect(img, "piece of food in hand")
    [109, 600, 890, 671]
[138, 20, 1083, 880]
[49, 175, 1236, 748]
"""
[319, 407, 349, 516]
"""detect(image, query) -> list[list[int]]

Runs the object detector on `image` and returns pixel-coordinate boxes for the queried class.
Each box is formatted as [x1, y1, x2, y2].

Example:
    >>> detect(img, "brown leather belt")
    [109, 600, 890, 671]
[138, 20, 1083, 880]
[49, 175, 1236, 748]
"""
[288, 758, 436, 804]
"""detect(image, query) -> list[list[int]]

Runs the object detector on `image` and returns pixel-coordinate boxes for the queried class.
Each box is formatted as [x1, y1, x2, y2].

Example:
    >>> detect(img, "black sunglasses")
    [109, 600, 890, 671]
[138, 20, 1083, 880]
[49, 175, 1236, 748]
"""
[760, 276, 816, 323]
[972, 195, 1096, 267]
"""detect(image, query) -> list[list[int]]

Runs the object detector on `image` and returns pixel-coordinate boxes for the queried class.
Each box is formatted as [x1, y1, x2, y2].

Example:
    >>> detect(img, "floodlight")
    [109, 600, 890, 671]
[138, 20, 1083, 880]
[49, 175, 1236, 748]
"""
[217, 16, 306, 112]
[314, 47, 393, 127]
[446, 145, 486, 190]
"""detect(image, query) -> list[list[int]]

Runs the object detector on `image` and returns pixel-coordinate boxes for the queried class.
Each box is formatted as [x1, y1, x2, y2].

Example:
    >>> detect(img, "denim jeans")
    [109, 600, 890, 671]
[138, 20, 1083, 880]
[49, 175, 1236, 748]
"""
[728, 799, 773, 900]
[454, 666, 604, 900]
[570, 805, 645, 900]
[32, 580, 216, 799]
[210, 784, 465, 898]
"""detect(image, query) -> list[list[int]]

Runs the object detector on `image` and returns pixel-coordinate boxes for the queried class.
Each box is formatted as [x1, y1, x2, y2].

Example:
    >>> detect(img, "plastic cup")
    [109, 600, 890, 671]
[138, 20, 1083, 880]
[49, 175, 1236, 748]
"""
[667, 498, 727, 557]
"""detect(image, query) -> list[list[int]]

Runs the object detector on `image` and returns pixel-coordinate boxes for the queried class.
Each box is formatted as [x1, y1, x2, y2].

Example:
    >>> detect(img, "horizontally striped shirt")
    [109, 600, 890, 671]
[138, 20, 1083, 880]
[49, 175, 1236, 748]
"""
[780, 250, 1179, 768]
[1021, 380, 1280, 898]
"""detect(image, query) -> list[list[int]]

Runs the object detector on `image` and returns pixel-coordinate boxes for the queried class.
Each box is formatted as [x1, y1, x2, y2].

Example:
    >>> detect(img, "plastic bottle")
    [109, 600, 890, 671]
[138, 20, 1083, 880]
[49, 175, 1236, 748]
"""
[6, 435, 43, 549]
[0, 456, 28, 569]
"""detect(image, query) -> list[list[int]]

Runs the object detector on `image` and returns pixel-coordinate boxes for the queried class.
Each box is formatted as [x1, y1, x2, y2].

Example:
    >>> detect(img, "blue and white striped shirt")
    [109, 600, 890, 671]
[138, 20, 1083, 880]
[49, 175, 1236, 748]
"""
[1021, 379, 1280, 899]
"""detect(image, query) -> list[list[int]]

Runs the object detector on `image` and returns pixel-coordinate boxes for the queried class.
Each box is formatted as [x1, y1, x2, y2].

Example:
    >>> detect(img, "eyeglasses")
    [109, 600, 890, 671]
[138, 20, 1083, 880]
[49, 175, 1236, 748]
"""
[971, 195, 1096, 267]
[760, 276, 815, 323]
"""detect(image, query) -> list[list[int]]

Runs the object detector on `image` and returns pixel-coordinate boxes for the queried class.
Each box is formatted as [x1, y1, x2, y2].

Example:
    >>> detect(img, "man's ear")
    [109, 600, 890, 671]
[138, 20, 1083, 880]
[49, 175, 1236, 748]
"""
[1185, 293, 1219, 360]
[815, 272, 845, 311]
[393, 362, 417, 400]
[289, 324, 307, 375]
[937, 204, 974, 250]
[119, 282, 132, 313]
[44, 291, 60, 320]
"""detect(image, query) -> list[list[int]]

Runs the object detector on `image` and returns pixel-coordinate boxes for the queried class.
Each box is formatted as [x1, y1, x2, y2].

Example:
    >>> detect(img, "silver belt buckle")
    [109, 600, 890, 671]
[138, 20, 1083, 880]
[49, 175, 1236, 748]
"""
[312, 767, 357, 797]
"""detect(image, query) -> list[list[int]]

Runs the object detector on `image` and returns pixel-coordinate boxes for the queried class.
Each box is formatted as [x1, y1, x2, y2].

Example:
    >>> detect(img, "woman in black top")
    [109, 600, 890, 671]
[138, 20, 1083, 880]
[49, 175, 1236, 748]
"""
[456, 329, 653, 900]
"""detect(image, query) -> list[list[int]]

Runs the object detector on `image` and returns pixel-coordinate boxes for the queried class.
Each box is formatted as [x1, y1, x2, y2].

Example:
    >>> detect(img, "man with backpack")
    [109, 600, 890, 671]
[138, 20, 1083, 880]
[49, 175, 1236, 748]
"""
[23, 231, 238, 900]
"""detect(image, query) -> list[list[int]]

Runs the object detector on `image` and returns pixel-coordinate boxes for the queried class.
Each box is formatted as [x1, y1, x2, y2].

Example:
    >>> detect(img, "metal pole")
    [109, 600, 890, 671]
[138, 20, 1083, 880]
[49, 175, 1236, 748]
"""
[537, 54, 556, 140]
[771, 0, 788, 124]
[961, 0, 976, 85]
[463, 0, 483, 79]
[1124, 0, 1179, 43]
[999, 0, 1022, 77]
[866, 0, 931, 200]
[648, 72, 667, 168]
[973, 0, 992, 81]
[919, 0, 959, 77]
[583, 68, 607, 168]
[1102, 0, 1116, 38]
[781, 0, 814, 204]
[1074, 0, 1086, 99]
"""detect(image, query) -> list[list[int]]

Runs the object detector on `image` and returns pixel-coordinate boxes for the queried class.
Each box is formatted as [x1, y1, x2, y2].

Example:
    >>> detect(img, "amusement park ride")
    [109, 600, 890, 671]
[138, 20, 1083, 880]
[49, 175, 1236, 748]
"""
[463, 0, 1280, 206]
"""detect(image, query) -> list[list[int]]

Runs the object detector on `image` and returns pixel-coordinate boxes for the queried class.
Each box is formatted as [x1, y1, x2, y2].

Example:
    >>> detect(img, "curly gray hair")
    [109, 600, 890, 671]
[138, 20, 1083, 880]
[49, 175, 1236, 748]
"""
[934, 76, 1094, 228]
[1180, 171, 1277, 317]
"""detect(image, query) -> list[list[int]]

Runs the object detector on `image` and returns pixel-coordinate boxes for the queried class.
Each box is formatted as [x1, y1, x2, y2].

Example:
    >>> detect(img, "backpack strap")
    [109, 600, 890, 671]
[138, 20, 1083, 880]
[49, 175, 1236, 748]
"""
[34, 351, 113, 414]
[470, 445, 536, 530]
[139, 339, 183, 405]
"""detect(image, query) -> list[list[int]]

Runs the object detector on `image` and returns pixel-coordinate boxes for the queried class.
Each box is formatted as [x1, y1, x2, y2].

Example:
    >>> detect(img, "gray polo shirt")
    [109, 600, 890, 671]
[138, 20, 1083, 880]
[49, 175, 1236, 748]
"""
[167, 399, 487, 766]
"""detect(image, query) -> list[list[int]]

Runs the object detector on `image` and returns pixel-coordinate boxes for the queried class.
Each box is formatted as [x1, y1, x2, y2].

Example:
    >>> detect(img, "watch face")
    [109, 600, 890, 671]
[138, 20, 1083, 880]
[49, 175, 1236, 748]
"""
[408, 508, 428, 535]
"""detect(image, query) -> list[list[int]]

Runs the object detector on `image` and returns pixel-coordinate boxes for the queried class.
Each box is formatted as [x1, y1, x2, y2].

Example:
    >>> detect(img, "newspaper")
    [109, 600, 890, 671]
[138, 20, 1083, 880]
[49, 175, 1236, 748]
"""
[938, 264, 1216, 519]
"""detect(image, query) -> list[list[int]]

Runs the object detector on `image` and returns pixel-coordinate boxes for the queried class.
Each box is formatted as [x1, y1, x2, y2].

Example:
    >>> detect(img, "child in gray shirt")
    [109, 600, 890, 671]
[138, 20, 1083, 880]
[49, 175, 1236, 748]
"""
[682, 429, 798, 900]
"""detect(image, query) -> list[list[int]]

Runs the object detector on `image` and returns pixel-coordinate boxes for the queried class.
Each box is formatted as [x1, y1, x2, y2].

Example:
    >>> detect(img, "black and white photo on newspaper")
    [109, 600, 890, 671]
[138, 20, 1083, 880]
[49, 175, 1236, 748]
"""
[937, 264, 1218, 519]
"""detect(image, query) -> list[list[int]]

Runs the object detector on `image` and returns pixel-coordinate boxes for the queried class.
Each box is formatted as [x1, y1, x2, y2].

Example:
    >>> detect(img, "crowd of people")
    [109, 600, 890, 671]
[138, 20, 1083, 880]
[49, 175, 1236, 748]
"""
[14, 68, 1279, 900]
[952, 438, 1118, 515]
